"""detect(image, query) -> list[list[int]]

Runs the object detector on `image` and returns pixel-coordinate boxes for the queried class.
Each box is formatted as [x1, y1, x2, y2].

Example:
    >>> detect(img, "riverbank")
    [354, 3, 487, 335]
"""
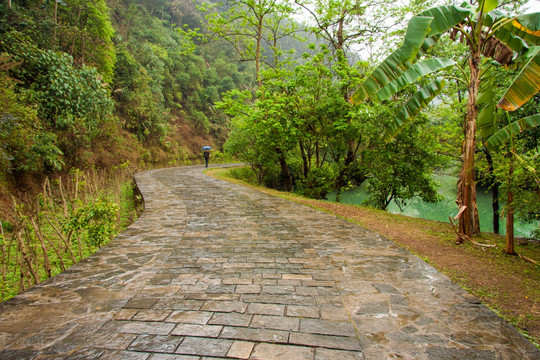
[207, 167, 540, 348]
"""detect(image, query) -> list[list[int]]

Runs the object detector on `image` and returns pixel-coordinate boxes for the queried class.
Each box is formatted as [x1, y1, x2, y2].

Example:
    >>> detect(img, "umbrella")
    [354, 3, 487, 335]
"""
[202, 146, 212, 150]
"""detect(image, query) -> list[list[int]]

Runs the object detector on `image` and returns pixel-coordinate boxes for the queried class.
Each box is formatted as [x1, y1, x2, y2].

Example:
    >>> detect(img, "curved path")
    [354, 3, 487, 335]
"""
[0, 165, 538, 360]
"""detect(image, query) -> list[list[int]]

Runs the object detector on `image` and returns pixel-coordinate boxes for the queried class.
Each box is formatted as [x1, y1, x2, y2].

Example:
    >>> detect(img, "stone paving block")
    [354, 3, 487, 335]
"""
[250, 343, 314, 360]
[236, 285, 262, 294]
[175, 337, 233, 357]
[277, 279, 302, 286]
[114, 309, 139, 320]
[251, 314, 300, 331]
[87, 332, 137, 350]
[262, 273, 281, 279]
[99, 350, 152, 359]
[166, 311, 213, 324]
[283, 274, 313, 281]
[262, 285, 296, 295]
[185, 293, 240, 301]
[303, 280, 335, 287]
[206, 284, 236, 294]
[295, 287, 319, 296]
[286, 305, 320, 319]
[127, 334, 184, 353]
[124, 298, 159, 309]
[149, 354, 199, 360]
[153, 299, 204, 311]
[220, 326, 289, 343]
[314, 348, 362, 360]
[120, 321, 176, 336]
[222, 278, 253, 285]
[171, 324, 223, 338]
[289, 332, 362, 351]
[208, 312, 253, 327]
[300, 319, 356, 337]
[200, 301, 247, 313]
[132, 309, 173, 322]
[247, 303, 285, 316]
[320, 306, 349, 321]
[226, 340, 255, 359]
[242, 294, 316, 306]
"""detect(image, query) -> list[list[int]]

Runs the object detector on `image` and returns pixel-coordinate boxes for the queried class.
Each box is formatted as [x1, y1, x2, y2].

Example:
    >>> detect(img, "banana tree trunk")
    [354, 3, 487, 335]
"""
[506, 155, 515, 254]
[457, 55, 481, 237]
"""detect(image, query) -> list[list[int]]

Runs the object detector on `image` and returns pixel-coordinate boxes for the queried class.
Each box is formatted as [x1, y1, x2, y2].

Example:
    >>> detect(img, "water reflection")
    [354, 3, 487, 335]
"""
[329, 174, 538, 238]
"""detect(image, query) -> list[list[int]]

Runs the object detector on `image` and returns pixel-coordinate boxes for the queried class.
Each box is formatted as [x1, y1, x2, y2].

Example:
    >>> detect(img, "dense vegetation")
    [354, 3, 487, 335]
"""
[0, 0, 539, 300]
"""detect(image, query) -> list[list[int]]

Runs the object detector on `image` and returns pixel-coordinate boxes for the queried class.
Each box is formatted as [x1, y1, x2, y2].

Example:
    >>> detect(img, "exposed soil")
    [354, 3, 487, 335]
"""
[208, 168, 540, 347]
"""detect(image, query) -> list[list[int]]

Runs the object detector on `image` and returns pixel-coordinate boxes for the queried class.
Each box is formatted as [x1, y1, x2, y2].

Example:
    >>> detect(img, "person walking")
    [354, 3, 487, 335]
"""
[203, 149, 210, 167]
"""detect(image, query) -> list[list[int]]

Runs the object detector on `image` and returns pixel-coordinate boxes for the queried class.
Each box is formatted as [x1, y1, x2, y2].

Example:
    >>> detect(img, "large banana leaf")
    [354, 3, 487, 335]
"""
[477, 0, 498, 14]
[507, 12, 540, 45]
[484, 11, 529, 53]
[350, 15, 433, 104]
[417, 5, 472, 37]
[498, 46, 540, 111]
[386, 79, 446, 140]
[477, 68, 497, 140]
[485, 114, 540, 151]
[375, 58, 455, 102]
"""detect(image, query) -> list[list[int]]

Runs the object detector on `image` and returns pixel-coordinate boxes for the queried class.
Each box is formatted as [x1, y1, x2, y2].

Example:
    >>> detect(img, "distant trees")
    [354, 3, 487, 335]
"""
[202, 0, 298, 83]
[222, 45, 443, 206]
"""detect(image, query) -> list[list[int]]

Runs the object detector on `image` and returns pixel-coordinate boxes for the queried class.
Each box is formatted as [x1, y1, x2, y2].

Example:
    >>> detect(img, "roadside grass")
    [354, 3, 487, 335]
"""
[206, 166, 540, 347]
[0, 170, 140, 302]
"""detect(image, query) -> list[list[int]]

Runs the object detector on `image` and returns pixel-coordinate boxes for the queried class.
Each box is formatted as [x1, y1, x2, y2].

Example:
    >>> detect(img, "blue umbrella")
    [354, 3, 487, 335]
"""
[202, 146, 212, 150]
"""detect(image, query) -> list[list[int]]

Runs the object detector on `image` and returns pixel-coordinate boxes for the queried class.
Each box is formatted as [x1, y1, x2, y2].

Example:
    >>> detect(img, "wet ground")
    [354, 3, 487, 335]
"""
[0, 165, 538, 359]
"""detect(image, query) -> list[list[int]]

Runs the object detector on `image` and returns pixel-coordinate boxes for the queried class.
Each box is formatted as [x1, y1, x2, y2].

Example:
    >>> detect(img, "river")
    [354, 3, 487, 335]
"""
[329, 173, 539, 238]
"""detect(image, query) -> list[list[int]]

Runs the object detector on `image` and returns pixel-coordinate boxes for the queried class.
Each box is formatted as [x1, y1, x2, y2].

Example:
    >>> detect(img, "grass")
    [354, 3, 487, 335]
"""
[206, 166, 540, 348]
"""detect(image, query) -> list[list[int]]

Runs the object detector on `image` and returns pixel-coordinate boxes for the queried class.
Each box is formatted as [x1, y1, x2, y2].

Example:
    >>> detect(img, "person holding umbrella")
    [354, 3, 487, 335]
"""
[202, 146, 211, 167]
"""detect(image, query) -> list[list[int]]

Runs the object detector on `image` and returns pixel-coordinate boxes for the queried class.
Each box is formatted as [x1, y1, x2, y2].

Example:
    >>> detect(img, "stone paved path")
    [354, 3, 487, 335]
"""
[0, 165, 538, 360]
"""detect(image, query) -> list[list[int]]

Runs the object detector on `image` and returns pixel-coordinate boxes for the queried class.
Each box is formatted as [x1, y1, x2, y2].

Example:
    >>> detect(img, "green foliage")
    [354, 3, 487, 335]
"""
[360, 108, 442, 210]
[295, 164, 338, 199]
[25, 49, 113, 131]
[64, 198, 119, 248]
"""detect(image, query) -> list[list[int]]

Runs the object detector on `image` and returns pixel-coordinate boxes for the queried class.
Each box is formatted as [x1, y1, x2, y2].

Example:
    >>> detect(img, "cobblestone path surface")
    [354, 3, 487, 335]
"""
[0, 166, 538, 360]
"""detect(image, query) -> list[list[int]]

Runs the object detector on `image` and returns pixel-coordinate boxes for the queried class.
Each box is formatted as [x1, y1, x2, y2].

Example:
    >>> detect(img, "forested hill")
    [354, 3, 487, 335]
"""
[0, 0, 255, 194]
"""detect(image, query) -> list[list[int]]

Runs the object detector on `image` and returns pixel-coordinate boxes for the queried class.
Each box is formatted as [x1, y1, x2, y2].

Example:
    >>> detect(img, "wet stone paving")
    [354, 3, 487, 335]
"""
[0, 165, 539, 360]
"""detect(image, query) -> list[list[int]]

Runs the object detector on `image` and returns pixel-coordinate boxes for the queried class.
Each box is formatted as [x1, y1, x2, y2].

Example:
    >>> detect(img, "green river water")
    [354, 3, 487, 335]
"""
[329, 173, 539, 238]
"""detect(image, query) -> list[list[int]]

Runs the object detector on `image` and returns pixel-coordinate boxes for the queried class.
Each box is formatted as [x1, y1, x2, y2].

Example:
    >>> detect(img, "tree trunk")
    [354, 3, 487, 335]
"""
[277, 149, 292, 191]
[256, 17, 263, 85]
[457, 55, 481, 237]
[485, 149, 500, 234]
[506, 158, 515, 254]
[299, 140, 309, 178]
[53, 0, 58, 49]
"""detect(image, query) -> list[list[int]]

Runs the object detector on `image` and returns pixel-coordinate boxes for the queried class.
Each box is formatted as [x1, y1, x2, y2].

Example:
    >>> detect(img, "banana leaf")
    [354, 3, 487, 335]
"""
[502, 13, 540, 46]
[350, 15, 433, 104]
[477, 67, 498, 140]
[417, 5, 472, 37]
[385, 79, 446, 140]
[485, 114, 540, 151]
[498, 46, 540, 111]
[477, 0, 498, 14]
[375, 58, 455, 102]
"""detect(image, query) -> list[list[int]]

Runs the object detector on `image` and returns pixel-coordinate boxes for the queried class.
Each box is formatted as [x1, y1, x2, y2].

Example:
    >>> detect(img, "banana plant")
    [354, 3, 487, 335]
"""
[351, 0, 540, 239]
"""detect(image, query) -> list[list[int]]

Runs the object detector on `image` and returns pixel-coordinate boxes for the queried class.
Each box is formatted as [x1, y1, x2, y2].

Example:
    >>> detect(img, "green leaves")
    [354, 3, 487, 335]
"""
[375, 58, 455, 102]
[386, 79, 446, 140]
[351, 15, 434, 104]
[485, 114, 540, 151]
[416, 5, 471, 37]
[477, 0, 498, 14]
[498, 46, 540, 111]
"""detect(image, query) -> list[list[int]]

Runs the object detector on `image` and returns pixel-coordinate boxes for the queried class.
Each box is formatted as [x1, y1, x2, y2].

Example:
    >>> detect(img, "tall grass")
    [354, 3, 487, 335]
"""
[0, 165, 141, 302]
